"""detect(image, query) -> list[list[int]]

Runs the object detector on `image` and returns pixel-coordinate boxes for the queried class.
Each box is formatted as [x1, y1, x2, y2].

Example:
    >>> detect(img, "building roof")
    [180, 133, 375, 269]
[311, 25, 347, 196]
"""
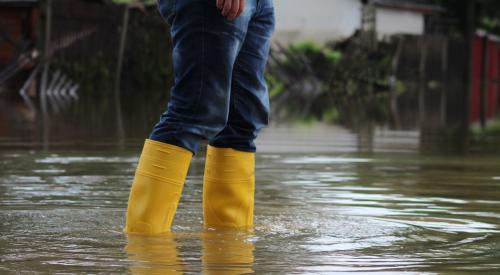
[373, 0, 444, 14]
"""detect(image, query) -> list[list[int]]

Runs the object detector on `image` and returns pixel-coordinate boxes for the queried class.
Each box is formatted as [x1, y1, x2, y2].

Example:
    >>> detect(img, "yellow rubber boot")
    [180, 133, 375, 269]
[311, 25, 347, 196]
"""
[203, 145, 255, 228]
[124, 139, 192, 234]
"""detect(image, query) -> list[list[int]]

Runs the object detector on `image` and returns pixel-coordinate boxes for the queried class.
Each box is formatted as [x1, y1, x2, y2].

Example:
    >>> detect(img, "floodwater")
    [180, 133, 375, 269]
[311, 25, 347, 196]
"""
[1, 126, 500, 274]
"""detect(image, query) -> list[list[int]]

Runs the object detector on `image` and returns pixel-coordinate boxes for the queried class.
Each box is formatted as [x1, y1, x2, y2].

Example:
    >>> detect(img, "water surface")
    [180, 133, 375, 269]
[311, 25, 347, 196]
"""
[1, 142, 500, 274]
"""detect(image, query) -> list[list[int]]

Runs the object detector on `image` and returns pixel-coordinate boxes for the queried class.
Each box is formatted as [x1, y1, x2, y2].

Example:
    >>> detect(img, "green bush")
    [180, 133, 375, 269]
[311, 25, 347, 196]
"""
[267, 38, 405, 128]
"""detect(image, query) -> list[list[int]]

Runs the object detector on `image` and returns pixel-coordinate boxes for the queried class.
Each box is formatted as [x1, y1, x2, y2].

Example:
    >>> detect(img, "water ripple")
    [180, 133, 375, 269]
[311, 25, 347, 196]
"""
[1, 151, 500, 273]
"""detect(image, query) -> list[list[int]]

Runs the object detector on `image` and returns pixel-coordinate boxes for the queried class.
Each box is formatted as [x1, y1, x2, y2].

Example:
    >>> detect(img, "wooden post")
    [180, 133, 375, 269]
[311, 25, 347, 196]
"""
[361, 0, 377, 50]
[390, 35, 403, 129]
[479, 34, 489, 130]
[440, 37, 448, 126]
[461, 0, 475, 150]
[114, 4, 129, 149]
[418, 35, 427, 127]
[40, 0, 52, 151]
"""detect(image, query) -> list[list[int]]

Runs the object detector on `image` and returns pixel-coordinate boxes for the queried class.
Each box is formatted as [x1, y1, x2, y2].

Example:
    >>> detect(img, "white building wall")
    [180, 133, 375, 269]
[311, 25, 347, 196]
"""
[273, 0, 362, 45]
[375, 8, 424, 40]
[273, 0, 426, 45]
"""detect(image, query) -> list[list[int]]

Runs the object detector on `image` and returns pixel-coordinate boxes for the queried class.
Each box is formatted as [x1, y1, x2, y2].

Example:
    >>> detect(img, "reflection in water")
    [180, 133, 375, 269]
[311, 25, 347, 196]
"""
[126, 233, 184, 274]
[1, 150, 500, 273]
[202, 229, 254, 274]
[125, 229, 254, 275]
[0, 95, 434, 153]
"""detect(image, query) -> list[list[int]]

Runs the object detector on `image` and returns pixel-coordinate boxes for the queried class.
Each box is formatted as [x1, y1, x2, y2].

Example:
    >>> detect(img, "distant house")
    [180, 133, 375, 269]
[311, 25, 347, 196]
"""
[273, 0, 442, 45]
[366, 0, 443, 40]
[273, 0, 361, 45]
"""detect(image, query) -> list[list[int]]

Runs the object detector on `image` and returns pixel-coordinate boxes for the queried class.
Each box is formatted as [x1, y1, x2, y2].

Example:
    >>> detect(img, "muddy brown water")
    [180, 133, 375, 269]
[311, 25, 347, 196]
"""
[1, 126, 500, 274]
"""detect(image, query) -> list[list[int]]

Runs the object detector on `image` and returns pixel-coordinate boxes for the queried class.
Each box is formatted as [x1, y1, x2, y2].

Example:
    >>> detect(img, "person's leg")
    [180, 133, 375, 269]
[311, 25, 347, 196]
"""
[150, 0, 257, 155]
[208, 0, 275, 152]
[125, 0, 257, 234]
[203, 0, 275, 229]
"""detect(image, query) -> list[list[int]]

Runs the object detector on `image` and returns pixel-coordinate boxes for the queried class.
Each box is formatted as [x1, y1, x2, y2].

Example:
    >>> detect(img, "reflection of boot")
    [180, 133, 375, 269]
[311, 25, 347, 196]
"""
[126, 233, 183, 274]
[125, 139, 192, 234]
[203, 145, 255, 228]
[202, 229, 255, 274]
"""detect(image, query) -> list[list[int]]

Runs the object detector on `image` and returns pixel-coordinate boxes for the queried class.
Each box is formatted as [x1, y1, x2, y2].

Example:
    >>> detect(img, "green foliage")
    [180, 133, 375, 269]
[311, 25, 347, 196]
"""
[427, 0, 500, 35]
[324, 49, 342, 63]
[479, 0, 500, 34]
[50, 5, 173, 136]
[472, 117, 500, 136]
[266, 73, 284, 98]
[289, 41, 342, 63]
[283, 41, 342, 81]
[322, 108, 340, 123]
[268, 38, 403, 128]
[51, 6, 173, 96]
[470, 116, 500, 152]
[52, 54, 114, 92]
[481, 17, 500, 33]
[121, 8, 173, 95]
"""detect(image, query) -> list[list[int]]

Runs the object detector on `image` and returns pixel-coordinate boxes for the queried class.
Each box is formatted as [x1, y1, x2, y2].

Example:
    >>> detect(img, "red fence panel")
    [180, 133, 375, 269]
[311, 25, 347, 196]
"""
[488, 39, 500, 118]
[470, 32, 500, 123]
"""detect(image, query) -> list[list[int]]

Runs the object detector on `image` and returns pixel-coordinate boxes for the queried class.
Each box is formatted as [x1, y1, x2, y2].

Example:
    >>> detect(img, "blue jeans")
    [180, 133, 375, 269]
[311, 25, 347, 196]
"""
[150, 0, 275, 155]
